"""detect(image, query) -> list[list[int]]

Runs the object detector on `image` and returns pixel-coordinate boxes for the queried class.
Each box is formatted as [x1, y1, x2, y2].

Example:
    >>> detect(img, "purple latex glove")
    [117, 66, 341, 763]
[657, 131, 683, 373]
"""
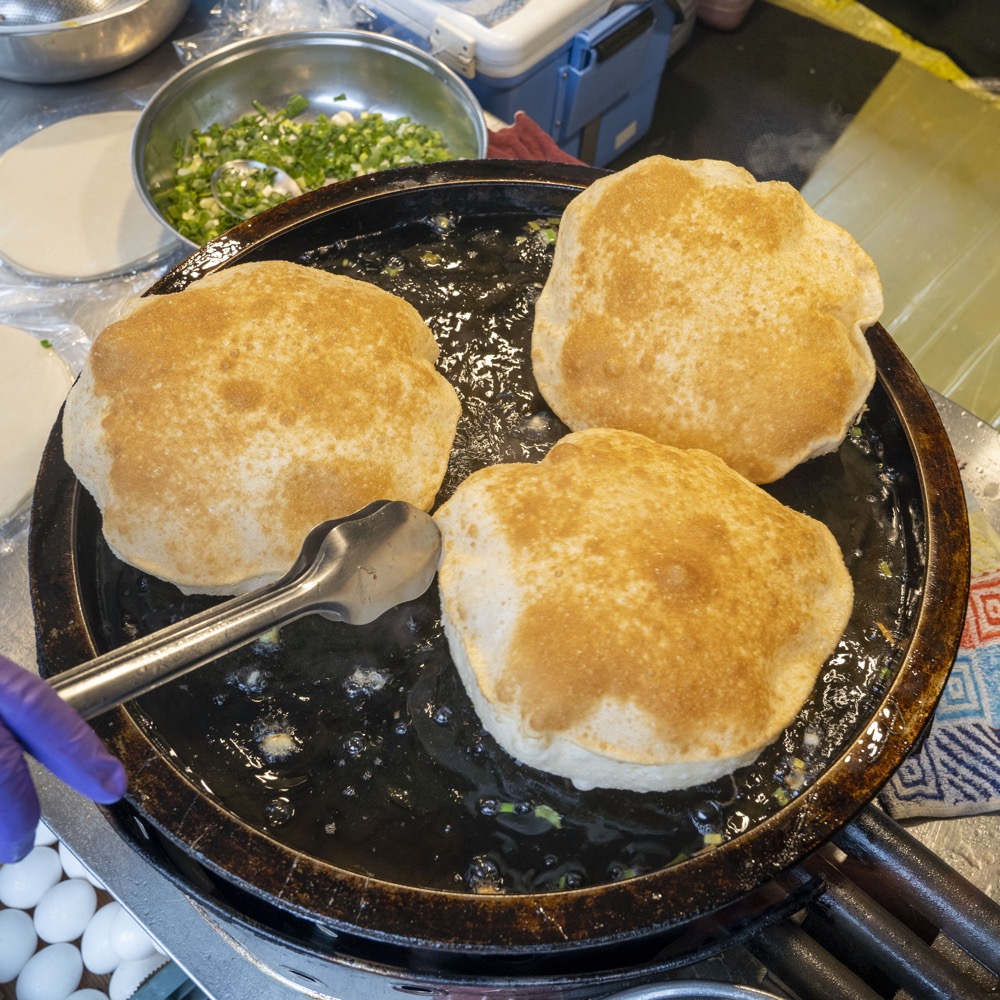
[0, 653, 127, 863]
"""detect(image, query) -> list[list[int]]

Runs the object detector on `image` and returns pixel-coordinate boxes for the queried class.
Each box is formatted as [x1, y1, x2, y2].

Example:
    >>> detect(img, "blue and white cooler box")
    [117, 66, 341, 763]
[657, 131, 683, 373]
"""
[367, 0, 677, 166]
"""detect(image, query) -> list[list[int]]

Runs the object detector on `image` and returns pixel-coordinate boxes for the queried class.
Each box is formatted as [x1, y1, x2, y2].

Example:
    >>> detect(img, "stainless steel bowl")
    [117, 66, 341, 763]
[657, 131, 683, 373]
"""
[0, 0, 190, 84]
[132, 30, 489, 249]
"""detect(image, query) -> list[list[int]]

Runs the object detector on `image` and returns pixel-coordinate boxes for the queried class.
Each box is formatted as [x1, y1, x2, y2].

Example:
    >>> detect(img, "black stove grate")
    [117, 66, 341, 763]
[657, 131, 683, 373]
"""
[692, 806, 1000, 1000]
[129, 804, 1000, 999]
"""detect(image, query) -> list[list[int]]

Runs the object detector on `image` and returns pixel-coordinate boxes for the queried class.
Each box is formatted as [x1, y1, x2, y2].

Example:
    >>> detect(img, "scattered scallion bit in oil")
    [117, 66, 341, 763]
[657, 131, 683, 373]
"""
[533, 804, 563, 829]
[495, 801, 563, 829]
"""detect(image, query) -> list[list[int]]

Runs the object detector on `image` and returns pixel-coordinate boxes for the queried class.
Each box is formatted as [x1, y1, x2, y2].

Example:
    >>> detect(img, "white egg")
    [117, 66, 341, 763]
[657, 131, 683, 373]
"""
[0, 908, 37, 984]
[67, 991, 109, 1000]
[0, 846, 63, 909]
[34, 878, 97, 944]
[108, 954, 168, 1000]
[15, 942, 82, 1000]
[109, 907, 158, 962]
[33, 823, 58, 848]
[56, 844, 95, 885]
[80, 902, 122, 976]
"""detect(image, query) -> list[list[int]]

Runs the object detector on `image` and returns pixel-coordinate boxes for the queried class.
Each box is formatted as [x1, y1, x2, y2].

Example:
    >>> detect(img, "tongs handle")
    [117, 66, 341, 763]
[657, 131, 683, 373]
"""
[50, 578, 311, 720]
[49, 501, 440, 720]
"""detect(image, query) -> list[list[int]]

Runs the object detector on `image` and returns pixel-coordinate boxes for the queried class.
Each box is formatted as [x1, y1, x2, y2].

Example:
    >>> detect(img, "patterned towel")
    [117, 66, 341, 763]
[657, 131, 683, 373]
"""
[881, 492, 1000, 819]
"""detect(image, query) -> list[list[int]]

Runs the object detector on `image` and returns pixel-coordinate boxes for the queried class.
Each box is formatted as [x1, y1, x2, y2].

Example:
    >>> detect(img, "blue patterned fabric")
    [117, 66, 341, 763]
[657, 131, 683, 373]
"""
[881, 497, 1000, 819]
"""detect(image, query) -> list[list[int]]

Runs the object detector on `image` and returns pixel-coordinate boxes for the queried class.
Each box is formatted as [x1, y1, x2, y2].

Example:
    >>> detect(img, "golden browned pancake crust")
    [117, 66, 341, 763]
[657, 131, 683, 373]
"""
[63, 260, 461, 595]
[531, 156, 883, 484]
[435, 428, 854, 792]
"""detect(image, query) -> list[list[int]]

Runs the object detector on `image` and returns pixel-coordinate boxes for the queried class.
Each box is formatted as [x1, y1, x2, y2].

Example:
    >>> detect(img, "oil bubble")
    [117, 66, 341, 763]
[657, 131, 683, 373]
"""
[230, 665, 268, 696]
[465, 856, 503, 894]
[265, 798, 294, 827]
[343, 666, 388, 698]
[254, 715, 299, 761]
[432, 704, 453, 726]
[689, 800, 723, 836]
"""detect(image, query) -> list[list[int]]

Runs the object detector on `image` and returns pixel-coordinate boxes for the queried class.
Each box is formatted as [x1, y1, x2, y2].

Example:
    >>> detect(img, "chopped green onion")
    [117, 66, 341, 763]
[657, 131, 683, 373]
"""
[39, 339, 53, 349]
[284, 92, 310, 117]
[160, 95, 454, 246]
[493, 801, 562, 829]
[533, 804, 563, 829]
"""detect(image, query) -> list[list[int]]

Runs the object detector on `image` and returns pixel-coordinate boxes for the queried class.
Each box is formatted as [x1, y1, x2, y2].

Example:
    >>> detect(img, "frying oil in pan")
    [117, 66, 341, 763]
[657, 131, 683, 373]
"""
[91, 211, 923, 895]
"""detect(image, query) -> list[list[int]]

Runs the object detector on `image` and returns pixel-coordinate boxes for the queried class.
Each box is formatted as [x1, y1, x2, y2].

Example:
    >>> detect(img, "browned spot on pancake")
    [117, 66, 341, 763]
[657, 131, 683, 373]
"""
[220, 378, 264, 412]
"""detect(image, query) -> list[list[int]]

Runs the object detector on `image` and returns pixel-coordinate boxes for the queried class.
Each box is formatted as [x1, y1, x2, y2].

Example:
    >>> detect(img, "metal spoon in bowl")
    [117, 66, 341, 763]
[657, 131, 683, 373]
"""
[49, 501, 440, 720]
[209, 158, 303, 220]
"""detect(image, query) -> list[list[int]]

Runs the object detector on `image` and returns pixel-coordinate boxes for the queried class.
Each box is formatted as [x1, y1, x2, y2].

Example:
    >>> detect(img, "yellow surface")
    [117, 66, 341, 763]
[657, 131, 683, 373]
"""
[802, 59, 1000, 426]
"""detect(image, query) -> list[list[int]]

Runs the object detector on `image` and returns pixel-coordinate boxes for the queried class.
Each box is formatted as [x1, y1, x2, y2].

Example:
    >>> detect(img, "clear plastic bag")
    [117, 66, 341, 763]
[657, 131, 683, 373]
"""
[0, 88, 187, 373]
[173, 0, 372, 63]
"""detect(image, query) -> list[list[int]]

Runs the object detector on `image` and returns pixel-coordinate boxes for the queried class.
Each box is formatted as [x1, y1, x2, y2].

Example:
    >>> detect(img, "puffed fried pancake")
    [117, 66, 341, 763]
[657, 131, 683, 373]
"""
[434, 428, 854, 792]
[531, 155, 882, 484]
[63, 260, 461, 596]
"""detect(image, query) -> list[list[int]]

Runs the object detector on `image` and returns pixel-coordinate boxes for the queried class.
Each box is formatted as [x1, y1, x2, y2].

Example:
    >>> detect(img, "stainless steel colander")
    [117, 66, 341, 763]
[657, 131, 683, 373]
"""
[0, 0, 190, 83]
[0, 0, 127, 27]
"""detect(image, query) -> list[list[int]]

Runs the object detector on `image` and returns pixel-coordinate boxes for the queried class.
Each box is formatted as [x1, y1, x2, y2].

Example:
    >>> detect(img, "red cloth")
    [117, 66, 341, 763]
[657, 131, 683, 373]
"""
[486, 112, 585, 165]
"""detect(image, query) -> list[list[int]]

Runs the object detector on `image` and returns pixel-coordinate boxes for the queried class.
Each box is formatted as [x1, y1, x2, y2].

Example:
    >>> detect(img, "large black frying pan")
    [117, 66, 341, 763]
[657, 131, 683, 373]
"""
[30, 161, 969, 966]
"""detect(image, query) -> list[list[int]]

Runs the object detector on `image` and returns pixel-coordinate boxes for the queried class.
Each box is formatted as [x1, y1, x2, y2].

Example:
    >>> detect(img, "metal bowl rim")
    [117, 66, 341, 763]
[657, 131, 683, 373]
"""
[130, 28, 490, 249]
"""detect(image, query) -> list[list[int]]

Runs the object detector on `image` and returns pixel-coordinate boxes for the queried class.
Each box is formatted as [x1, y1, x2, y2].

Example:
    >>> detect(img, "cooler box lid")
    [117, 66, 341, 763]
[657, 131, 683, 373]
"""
[369, 0, 619, 78]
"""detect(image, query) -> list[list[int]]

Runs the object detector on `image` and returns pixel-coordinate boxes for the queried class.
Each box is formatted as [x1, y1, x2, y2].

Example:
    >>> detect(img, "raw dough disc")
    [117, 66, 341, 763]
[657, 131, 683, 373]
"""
[0, 111, 176, 280]
[0, 324, 73, 523]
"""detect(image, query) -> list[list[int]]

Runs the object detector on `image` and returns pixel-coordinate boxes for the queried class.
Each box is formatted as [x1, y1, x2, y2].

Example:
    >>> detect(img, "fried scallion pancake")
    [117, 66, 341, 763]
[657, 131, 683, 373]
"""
[63, 260, 461, 596]
[435, 428, 854, 793]
[531, 155, 883, 484]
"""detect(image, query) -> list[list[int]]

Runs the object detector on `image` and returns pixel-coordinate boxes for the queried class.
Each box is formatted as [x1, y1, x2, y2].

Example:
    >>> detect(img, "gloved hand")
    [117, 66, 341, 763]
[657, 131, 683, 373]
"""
[0, 653, 128, 864]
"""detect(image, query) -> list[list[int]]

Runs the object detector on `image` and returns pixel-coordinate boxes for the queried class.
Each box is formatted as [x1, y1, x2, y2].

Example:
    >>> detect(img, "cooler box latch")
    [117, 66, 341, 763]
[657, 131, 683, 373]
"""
[431, 16, 477, 78]
[555, 1, 670, 164]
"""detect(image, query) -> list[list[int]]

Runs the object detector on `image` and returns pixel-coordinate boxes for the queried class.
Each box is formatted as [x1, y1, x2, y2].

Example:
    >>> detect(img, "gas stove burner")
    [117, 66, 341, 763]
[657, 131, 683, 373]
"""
[605, 985, 784, 999]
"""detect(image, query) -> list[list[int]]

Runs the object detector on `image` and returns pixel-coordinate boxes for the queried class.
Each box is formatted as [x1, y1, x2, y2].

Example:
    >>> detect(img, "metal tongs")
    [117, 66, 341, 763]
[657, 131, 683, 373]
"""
[50, 501, 440, 720]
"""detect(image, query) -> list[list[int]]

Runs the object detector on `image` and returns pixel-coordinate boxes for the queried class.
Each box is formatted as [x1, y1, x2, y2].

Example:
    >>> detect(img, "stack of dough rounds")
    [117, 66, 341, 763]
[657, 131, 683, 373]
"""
[434, 428, 854, 793]
[0, 112, 175, 280]
[531, 155, 883, 484]
[63, 260, 461, 596]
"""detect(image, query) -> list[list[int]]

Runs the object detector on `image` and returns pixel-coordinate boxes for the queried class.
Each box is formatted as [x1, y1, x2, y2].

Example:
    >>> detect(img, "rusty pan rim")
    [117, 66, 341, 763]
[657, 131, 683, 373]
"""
[30, 160, 971, 954]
